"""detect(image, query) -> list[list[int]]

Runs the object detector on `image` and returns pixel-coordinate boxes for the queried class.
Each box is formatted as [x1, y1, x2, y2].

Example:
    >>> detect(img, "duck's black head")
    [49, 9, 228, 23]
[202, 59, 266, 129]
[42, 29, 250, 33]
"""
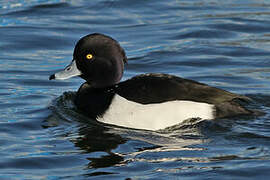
[49, 33, 127, 88]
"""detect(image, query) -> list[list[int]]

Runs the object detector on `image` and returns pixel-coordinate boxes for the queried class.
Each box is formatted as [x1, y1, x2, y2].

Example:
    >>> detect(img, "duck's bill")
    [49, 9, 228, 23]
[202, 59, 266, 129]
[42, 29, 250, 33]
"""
[49, 60, 81, 80]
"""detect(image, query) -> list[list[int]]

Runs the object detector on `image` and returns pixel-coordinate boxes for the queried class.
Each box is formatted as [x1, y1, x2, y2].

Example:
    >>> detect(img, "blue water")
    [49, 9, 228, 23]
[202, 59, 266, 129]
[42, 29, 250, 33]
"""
[1, 0, 270, 179]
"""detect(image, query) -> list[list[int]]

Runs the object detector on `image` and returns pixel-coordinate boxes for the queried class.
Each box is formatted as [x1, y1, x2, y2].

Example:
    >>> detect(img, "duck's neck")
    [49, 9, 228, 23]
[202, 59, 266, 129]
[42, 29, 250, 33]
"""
[75, 82, 116, 118]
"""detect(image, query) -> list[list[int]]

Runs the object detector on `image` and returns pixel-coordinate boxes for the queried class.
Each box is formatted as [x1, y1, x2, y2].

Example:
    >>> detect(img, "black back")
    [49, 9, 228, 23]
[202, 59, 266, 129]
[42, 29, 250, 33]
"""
[116, 73, 248, 104]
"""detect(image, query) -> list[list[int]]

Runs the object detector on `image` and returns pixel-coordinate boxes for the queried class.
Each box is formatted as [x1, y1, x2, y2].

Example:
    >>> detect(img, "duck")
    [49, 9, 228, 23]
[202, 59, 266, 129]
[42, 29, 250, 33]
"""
[49, 33, 255, 131]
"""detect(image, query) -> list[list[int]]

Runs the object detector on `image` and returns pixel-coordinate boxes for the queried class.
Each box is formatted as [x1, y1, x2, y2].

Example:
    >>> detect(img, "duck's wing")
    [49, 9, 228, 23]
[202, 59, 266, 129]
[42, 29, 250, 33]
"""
[116, 73, 249, 104]
[116, 73, 252, 118]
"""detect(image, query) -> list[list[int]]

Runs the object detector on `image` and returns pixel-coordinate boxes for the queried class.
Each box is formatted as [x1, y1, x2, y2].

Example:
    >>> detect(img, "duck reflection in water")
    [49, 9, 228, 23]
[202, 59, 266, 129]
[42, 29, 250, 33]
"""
[72, 125, 126, 169]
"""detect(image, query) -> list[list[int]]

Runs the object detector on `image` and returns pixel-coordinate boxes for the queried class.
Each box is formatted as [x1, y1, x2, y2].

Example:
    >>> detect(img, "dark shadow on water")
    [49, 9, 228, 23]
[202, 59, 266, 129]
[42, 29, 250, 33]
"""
[44, 116, 129, 177]
[72, 125, 127, 169]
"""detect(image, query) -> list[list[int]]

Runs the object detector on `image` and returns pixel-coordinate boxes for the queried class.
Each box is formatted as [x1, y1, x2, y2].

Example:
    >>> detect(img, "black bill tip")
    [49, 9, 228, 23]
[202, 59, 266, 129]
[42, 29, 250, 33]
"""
[49, 74, 55, 80]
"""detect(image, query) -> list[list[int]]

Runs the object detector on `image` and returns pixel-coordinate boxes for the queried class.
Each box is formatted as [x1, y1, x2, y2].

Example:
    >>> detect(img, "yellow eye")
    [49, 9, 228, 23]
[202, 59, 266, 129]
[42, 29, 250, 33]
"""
[86, 54, 93, 60]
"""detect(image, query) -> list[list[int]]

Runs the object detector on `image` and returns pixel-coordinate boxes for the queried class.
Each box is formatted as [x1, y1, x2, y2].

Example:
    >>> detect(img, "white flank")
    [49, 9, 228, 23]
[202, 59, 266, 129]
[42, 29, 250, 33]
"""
[97, 94, 215, 131]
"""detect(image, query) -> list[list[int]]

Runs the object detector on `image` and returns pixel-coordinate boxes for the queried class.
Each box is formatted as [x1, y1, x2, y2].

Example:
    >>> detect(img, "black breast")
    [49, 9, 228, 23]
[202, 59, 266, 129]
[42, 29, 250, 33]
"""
[75, 83, 115, 118]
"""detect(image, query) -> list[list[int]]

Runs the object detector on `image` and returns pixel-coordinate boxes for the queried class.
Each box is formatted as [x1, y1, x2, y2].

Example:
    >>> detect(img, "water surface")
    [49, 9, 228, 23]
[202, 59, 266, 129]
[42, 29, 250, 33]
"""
[1, 0, 270, 179]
